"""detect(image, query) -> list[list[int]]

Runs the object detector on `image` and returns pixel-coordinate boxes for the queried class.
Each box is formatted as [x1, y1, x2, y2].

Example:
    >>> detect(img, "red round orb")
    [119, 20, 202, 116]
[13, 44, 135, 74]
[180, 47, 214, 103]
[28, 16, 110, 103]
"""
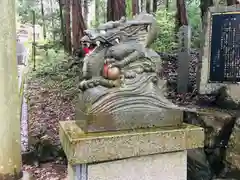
[103, 64, 120, 80]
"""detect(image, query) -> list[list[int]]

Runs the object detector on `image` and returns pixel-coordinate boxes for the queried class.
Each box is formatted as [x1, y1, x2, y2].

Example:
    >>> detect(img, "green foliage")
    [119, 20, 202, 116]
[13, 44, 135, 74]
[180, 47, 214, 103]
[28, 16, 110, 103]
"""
[152, 1, 202, 52]
[152, 10, 177, 52]
[17, 0, 62, 42]
[126, 0, 133, 18]
[28, 49, 79, 99]
[187, 1, 201, 48]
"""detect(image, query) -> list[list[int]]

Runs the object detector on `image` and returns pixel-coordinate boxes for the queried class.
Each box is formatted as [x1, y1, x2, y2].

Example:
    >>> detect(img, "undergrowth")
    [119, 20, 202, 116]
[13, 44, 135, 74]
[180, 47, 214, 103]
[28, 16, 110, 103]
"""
[152, 2, 202, 52]
[28, 48, 80, 100]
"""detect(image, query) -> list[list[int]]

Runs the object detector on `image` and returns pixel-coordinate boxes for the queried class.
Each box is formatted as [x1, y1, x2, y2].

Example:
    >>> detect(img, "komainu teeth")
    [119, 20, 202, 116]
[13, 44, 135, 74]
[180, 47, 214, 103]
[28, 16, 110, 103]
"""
[115, 38, 120, 44]
[96, 41, 101, 46]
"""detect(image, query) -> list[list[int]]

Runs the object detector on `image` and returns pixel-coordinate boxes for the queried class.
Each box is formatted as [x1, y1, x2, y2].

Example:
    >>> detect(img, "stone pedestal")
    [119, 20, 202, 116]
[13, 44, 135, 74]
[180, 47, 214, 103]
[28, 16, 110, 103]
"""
[59, 121, 204, 180]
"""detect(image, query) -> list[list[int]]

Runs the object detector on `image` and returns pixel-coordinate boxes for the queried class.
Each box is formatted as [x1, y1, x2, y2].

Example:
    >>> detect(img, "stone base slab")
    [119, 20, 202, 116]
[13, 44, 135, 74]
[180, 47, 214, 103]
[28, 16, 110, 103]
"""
[75, 108, 183, 133]
[59, 121, 204, 164]
[68, 151, 187, 180]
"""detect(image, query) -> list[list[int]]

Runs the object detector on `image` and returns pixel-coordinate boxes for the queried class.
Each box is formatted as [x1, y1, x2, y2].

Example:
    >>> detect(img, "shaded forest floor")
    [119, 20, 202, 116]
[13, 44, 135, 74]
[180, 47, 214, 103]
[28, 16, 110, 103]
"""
[23, 49, 79, 179]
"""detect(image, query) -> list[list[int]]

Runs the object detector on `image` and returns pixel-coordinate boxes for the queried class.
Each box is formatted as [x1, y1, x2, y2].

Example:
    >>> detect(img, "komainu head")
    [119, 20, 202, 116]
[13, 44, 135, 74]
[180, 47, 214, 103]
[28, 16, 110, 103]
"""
[76, 13, 183, 133]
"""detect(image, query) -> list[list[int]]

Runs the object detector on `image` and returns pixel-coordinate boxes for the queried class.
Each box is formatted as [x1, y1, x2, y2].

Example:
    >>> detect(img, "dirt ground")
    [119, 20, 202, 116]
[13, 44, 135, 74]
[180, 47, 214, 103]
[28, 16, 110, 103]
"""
[23, 78, 76, 180]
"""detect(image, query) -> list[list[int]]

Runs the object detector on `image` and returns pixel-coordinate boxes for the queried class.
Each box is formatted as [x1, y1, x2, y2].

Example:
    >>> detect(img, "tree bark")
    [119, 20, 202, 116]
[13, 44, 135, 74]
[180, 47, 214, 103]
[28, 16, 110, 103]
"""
[140, 0, 143, 12]
[49, 0, 55, 41]
[58, 0, 65, 46]
[176, 0, 188, 29]
[153, 0, 157, 12]
[83, 0, 89, 27]
[64, 0, 72, 53]
[95, 0, 100, 27]
[0, 0, 22, 178]
[72, 0, 86, 51]
[200, 0, 213, 23]
[227, 0, 239, 5]
[100, 0, 107, 22]
[40, 0, 47, 39]
[132, 0, 139, 16]
[107, 0, 126, 21]
[146, 0, 151, 13]
[166, 0, 169, 10]
[107, 0, 113, 21]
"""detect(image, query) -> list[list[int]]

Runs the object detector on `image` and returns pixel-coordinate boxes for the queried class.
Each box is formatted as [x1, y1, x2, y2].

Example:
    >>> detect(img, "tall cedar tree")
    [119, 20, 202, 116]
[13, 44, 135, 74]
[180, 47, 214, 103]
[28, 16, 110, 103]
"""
[176, 0, 188, 29]
[71, 0, 86, 51]
[132, 0, 139, 16]
[64, 0, 72, 53]
[200, 0, 213, 23]
[227, 0, 239, 5]
[107, 0, 126, 21]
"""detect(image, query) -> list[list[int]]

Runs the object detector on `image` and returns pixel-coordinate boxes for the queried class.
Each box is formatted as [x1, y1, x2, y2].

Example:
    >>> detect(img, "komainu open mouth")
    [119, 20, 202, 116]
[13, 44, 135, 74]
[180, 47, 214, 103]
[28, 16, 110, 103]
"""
[81, 42, 97, 56]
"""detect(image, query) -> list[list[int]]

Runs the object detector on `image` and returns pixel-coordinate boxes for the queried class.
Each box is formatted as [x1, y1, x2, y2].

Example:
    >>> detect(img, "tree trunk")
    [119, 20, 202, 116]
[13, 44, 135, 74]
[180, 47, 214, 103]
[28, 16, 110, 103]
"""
[64, 0, 72, 53]
[0, 0, 22, 178]
[227, 0, 238, 5]
[49, 0, 55, 41]
[176, 0, 188, 29]
[58, 0, 65, 47]
[141, 0, 145, 12]
[72, 0, 86, 51]
[83, 0, 89, 27]
[100, 0, 107, 22]
[153, 0, 157, 12]
[132, 0, 139, 16]
[40, 0, 47, 39]
[166, 0, 169, 10]
[107, 0, 126, 21]
[71, 0, 78, 50]
[200, 0, 213, 23]
[95, 0, 100, 27]
[146, 0, 151, 13]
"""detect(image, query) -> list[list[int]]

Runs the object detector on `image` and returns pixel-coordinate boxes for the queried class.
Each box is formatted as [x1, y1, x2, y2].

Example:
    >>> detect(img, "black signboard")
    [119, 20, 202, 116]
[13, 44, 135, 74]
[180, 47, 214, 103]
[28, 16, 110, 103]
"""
[209, 12, 240, 82]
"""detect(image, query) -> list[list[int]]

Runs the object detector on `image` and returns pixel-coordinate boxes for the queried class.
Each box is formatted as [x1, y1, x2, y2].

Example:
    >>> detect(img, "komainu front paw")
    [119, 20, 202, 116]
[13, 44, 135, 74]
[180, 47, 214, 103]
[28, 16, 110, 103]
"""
[79, 79, 99, 90]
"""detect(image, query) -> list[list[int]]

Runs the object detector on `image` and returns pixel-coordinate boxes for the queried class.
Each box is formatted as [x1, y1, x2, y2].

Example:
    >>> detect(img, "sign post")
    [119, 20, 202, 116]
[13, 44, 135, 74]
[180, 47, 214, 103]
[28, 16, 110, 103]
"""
[177, 25, 191, 93]
[198, 6, 240, 95]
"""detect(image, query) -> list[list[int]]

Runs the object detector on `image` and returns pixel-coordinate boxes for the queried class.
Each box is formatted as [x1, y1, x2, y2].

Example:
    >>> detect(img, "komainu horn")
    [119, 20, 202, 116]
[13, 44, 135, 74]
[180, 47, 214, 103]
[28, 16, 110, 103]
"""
[76, 13, 185, 133]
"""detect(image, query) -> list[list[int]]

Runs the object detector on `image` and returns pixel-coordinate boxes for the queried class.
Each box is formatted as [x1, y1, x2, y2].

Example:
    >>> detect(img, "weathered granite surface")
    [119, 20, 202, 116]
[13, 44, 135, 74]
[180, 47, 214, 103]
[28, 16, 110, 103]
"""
[87, 151, 187, 180]
[184, 108, 240, 179]
[59, 121, 204, 165]
[226, 117, 240, 170]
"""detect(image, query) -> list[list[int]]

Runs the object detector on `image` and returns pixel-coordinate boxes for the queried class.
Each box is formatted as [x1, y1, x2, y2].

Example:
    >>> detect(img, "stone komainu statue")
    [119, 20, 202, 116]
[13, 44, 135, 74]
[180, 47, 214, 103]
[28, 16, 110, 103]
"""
[76, 13, 184, 132]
